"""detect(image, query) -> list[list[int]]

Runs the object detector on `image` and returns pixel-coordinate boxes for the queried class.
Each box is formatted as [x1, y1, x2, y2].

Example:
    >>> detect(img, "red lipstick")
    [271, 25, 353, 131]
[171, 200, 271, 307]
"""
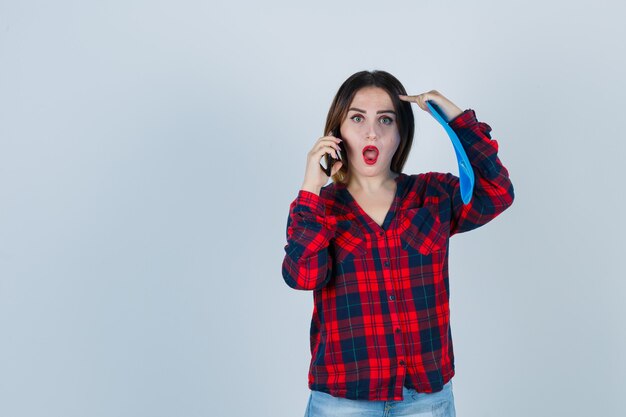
[362, 146, 379, 165]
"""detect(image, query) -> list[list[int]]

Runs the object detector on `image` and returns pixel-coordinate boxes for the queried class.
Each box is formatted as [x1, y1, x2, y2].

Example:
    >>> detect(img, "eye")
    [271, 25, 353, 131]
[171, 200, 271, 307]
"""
[380, 116, 394, 125]
[350, 115, 363, 123]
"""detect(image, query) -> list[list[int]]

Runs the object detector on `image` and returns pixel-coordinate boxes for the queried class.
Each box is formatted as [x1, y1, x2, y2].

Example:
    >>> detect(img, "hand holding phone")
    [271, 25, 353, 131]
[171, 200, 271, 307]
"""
[320, 129, 343, 177]
[301, 131, 343, 194]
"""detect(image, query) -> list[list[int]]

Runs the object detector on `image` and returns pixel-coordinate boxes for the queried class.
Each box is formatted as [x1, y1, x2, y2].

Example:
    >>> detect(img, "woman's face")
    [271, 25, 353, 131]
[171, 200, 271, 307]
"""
[339, 86, 401, 179]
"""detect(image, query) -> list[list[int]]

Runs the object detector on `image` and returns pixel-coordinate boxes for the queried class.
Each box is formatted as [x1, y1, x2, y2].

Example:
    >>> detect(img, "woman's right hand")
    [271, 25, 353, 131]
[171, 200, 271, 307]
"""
[300, 133, 343, 195]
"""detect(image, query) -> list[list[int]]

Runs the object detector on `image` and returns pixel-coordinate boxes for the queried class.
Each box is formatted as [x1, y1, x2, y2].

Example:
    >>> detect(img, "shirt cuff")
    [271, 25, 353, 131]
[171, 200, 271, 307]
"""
[294, 189, 327, 215]
[448, 109, 478, 129]
[290, 189, 338, 234]
[449, 109, 493, 141]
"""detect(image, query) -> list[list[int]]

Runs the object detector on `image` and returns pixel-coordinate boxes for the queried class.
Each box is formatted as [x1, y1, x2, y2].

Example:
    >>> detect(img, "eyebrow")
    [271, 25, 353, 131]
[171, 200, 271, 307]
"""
[348, 107, 397, 115]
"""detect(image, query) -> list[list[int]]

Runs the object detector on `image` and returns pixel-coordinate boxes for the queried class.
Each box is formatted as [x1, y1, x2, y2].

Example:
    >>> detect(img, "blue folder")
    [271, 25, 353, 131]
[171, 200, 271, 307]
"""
[425, 101, 475, 205]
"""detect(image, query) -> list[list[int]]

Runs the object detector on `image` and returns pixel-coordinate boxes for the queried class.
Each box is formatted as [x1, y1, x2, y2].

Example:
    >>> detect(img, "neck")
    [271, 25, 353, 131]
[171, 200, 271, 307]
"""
[347, 171, 399, 194]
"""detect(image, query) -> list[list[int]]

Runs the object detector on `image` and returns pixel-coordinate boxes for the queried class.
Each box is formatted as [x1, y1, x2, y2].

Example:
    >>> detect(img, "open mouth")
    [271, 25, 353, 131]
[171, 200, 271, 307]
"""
[362, 146, 379, 165]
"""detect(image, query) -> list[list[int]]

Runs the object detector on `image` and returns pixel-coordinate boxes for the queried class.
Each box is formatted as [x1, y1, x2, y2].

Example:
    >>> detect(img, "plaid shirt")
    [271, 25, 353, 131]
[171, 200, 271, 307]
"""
[281, 109, 514, 401]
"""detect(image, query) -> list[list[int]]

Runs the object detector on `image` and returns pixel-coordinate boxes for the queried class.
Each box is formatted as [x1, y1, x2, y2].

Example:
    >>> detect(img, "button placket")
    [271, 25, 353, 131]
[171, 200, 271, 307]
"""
[378, 227, 408, 400]
[380, 232, 391, 268]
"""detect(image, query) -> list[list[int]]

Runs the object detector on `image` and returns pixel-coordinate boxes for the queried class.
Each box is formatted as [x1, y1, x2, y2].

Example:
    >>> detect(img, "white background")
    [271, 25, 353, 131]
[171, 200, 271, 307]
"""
[1, 1, 624, 416]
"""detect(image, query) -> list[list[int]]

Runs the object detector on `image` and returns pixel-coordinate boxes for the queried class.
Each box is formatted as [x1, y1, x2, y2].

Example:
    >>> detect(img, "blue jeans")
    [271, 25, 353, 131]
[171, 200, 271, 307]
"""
[304, 380, 456, 417]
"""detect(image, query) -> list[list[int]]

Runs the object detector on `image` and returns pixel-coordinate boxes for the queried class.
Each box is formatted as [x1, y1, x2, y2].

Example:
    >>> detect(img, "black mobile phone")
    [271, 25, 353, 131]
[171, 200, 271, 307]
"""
[320, 129, 344, 177]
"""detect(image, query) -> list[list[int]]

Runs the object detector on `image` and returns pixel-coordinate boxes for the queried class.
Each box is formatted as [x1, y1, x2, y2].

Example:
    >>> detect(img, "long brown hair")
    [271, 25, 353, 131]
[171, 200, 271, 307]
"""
[324, 70, 415, 185]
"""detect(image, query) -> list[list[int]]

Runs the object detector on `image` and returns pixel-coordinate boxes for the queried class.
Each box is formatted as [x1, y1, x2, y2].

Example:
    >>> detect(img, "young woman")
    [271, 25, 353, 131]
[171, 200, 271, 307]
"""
[281, 70, 514, 417]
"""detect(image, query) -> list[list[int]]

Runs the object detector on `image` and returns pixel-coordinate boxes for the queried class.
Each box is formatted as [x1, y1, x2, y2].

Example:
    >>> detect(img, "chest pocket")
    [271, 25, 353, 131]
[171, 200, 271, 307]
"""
[400, 198, 447, 256]
[332, 214, 367, 264]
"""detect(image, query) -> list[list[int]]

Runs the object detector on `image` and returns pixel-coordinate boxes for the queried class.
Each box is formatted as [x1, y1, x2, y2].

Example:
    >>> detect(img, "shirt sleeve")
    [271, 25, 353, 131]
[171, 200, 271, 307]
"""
[433, 109, 515, 235]
[281, 190, 336, 290]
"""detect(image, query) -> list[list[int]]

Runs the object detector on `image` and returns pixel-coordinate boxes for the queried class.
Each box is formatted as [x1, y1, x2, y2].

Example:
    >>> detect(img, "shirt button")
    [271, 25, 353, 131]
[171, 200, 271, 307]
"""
[378, 231, 384, 236]
[395, 328, 401, 334]
[389, 295, 395, 301]
[384, 261, 390, 267]
[399, 360, 406, 366]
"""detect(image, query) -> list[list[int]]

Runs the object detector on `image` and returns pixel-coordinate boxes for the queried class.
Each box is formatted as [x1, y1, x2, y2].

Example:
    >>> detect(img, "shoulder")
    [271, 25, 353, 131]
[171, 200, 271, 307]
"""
[403, 171, 447, 188]
[406, 171, 458, 184]
[403, 172, 458, 199]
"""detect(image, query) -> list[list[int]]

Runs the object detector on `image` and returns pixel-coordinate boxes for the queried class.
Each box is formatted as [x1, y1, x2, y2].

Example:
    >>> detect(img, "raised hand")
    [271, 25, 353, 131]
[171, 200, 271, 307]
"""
[399, 90, 463, 123]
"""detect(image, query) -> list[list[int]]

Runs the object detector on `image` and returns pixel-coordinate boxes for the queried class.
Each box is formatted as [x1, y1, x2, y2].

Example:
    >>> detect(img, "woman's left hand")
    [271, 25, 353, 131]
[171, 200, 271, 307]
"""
[399, 90, 464, 123]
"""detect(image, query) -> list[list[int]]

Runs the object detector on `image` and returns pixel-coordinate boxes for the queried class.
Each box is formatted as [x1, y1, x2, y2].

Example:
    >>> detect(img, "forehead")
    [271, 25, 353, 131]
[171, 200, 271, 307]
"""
[349, 87, 394, 110]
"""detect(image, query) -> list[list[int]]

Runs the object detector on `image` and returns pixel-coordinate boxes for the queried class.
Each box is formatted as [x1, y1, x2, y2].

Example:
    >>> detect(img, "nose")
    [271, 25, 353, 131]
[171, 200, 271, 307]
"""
[365, 121, 379, 140]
